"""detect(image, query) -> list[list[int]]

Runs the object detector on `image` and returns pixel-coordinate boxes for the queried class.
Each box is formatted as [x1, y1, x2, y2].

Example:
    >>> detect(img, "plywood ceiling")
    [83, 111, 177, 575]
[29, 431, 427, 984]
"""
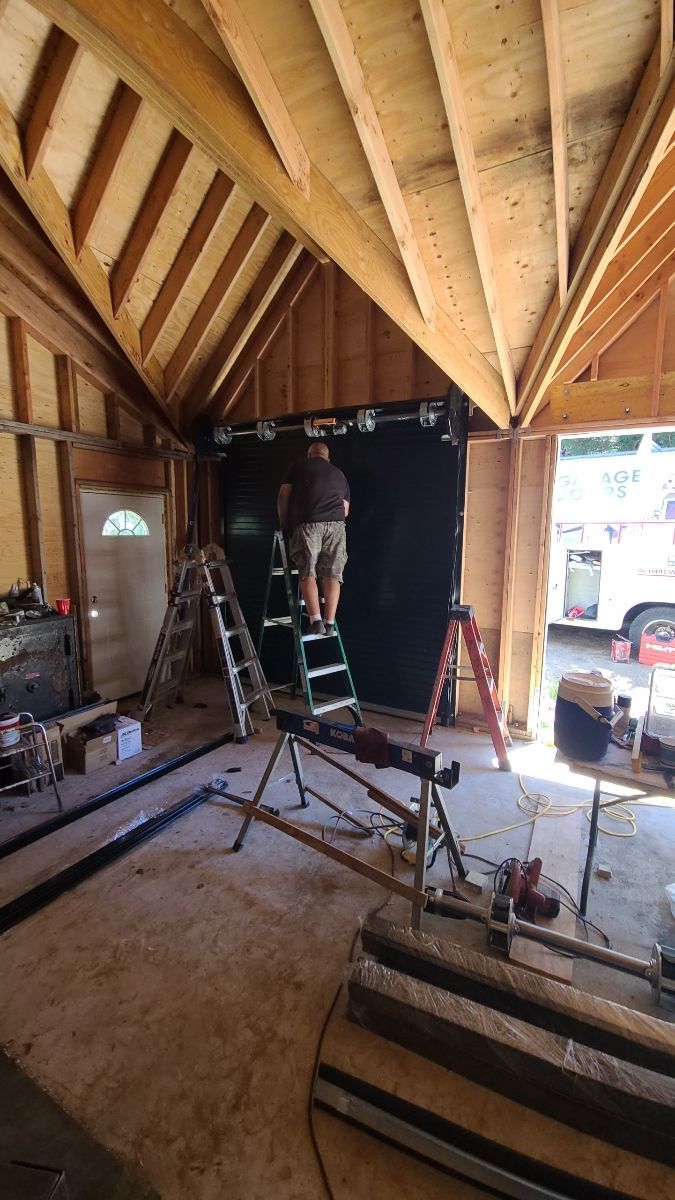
[0, 0, 671, 433]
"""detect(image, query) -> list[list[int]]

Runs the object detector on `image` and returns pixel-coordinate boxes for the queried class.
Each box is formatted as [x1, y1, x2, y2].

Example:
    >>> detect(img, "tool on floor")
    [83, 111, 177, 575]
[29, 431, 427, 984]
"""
[138, 545, 272, 742]
[231, 707, 462, 924]
[421, 604, 511, 771]
[423, 887, 675, 1008]
[495, 856, 560, 919]
[258, 530, 361, 721]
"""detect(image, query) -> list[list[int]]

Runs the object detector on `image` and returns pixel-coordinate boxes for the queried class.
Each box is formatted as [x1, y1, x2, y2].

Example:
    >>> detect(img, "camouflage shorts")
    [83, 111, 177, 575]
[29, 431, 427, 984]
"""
[290, 521, 347, 582]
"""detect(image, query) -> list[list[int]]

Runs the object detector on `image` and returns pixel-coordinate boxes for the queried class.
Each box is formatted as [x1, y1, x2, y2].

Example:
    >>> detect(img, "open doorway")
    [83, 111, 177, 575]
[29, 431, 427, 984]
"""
[538, 429, 675, 741]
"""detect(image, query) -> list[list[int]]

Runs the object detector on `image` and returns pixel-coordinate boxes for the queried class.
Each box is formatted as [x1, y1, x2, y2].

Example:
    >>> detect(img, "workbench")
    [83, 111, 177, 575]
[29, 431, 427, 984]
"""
[556, 743, 672, 915]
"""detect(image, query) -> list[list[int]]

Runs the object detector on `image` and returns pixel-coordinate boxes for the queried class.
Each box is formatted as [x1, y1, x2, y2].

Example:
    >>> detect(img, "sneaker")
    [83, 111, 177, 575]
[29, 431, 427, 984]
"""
[323, 621, 335, 636]
[308, 619, 325, 636]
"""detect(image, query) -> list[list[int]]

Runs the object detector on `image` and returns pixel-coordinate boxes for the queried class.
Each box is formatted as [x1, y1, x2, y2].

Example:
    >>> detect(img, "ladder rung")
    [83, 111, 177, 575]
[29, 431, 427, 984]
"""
[307, 663, 346, 679]
[302, 630, 336, 641]
[265, 617, 293, 627]
[312, 696, 355, 715]
[242, 687, 270, 707]
[173, 620, 195, 632]
[234, 656, 256, 672]
[271, 568, 298, 575]
[164, 652, 187, 665]
[156, 682, 179, 698]
[224, 624, 246, 637]
[211, 593, 235, 604]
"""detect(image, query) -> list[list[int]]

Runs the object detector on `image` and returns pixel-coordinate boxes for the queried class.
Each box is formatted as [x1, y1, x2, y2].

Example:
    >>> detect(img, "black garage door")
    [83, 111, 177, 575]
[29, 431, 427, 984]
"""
[222, 405, 467, 719]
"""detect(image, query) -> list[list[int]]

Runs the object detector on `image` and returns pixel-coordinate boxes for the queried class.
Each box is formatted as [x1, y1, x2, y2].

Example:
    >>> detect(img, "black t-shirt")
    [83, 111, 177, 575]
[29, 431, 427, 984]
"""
[283, 457, 350, 527]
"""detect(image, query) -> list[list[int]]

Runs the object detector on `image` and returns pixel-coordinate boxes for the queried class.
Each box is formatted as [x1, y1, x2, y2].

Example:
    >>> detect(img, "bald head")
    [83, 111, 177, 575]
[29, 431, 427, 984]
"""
[308, 441, 329, 460]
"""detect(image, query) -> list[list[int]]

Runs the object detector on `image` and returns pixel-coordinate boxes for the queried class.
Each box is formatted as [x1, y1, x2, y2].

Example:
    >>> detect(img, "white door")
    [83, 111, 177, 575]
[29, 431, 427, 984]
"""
[80, 491, 168, 699]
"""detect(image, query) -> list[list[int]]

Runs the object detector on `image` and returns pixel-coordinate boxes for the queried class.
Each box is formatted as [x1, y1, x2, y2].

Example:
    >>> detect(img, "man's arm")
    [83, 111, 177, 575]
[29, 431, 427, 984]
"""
[278, 483, 292, 528]
[343, 499, 350, 517]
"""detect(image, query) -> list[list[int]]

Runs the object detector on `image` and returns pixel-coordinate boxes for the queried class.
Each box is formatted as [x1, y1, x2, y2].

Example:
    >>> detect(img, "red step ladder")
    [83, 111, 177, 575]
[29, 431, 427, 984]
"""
[422, 604, 512, 771]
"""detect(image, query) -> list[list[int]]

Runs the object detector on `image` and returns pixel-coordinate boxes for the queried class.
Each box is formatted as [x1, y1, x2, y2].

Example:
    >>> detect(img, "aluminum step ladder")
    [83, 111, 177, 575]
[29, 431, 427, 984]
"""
[259, 530, 362, 722]
[422, 603, 512, 770]
[138, 545, 272, 742]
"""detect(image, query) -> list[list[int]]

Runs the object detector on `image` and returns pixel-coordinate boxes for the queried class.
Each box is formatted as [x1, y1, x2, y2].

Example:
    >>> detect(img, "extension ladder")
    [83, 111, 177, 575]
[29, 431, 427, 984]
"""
[138, 545, 272, 741]
[422, 604, 512, 770]
[259, 530, 362, 722]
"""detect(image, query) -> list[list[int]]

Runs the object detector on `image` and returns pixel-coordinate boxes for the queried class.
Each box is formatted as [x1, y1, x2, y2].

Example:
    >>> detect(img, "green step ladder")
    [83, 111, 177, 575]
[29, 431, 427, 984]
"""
[259, 530, 362, 722]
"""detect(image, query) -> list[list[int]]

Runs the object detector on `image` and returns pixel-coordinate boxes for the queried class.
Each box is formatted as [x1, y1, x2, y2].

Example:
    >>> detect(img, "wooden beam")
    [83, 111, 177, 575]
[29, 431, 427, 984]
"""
[662, 0, 674, 76]
[652, 282, 669, 415]
[58, 440, 86, 670]
[28, 0, 509, 427]
[55, 354, 78, 431]
[200, 0, 310, 196]
[24, 30, 83, 180]
[497, 436, 523, 713]
[540, 0, 569, 302]
[618, 144, 675, 247]
[519, 70, 675, 423]
[419, 0, 516, 410]
[323, 260, 336, 410]
[140, 170, 234, 363]
[0, 91, 183, 438]
[546, 373, 675, 428]
[186, 233, 302, 422]
[518, 38, 675, 421]
[287, 308, 296, 413]
[308, 0, 436, 331]
[111, 130, 192, 316]
[218, 255, 318, 419]
[165, 203, 270, 397]
[72, 83, 143, 256]
[8, 317, 32, 423]
[20, 436, 47, 594]
[556, 244, 674, 384]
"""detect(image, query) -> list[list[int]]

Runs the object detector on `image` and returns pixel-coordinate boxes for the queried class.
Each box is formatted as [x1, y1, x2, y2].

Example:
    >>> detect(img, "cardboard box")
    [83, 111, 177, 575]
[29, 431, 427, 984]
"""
[116, 715, 143, 762]
[64, 729, 117, 775]
[57, 699, 117, 740]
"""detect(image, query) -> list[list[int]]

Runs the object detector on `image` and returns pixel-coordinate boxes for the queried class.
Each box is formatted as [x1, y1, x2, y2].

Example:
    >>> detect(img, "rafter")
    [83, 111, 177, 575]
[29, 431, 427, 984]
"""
[111, 129, 192, 316]
[651, 282, 669, 415]
[519, 67, 675, 423]
[165, 203, 270, 397]
[141, 170, 234, 364]
[419, 0, 516, 410]
[72, 83, 143, 256]
[662, 0, 674, 76]
[185, 231, 303, 424]
[308, 0, 436, 332]
[540, 0, 569, 302]
[518, 36, 675, 420]
[24, 29, 83, 180]
[29, 0, 509, 428]
[200, 0, 310, 197]
[0, 89, 182, 440]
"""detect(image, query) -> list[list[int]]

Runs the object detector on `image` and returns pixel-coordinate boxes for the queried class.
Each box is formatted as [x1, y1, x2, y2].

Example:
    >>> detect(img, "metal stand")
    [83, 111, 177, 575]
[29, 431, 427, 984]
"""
[0, 717, 62, 812]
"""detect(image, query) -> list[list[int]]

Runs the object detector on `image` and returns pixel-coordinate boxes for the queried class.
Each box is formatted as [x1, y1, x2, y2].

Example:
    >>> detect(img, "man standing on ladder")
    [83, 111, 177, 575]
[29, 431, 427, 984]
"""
[277, 442, 350, 636]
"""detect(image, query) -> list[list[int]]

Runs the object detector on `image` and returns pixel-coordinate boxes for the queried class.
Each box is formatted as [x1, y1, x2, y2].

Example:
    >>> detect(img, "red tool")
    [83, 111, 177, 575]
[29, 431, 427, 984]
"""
[496, 857, 560, 919]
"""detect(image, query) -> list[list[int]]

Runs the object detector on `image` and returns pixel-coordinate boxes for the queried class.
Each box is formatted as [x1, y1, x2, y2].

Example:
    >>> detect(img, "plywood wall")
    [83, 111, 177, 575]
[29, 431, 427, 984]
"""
[0, 432, 31, 585]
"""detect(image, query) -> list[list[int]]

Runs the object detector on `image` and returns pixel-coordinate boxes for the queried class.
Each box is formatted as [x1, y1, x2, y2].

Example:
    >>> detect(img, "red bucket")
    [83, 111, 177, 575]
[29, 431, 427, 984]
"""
[611, 637, 631, 664]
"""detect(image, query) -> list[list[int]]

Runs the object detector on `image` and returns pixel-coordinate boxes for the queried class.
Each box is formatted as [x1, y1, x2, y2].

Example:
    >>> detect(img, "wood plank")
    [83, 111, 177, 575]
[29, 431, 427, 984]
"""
[165, 202, 270, 396]
[519, 70, 675, 423]
[104, 392, 120, 441]
[240, 800, 427, 907]
[200, 0, 310, 196]
[24, 30, 83, 180]
[508, 807, 582, 981]
[57, 440, 85, 654]
[20, 434, 47, 593]
[187, 232, 301, 421]
[308, 0, 436, 332]
[323, 260, 336, 410]
[419, 0, 515, 410]
[497, 437, 522, 712]
[547, 374, 675, 427]
[540, 0, 569, 302]
[72, 83, 143, 256]
[652, 282, 669, 415]
[518, 41, 675, 421]
[55, 354, 78, 431]
[30, 0, 509, 428]
[8, 317, 32, 423]
[111, 130, 193, 317]
[0, 91, 180, 436]
[140, 170, 234, 363]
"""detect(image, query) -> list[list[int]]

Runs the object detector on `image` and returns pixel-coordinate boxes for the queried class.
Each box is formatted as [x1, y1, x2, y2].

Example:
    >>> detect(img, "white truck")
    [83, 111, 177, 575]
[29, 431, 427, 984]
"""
[548, 436, 675, 652]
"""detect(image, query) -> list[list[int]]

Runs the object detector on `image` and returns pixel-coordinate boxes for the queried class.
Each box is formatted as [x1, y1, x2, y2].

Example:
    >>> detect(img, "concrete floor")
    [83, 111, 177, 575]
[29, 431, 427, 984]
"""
[0, 678, 674, 1198]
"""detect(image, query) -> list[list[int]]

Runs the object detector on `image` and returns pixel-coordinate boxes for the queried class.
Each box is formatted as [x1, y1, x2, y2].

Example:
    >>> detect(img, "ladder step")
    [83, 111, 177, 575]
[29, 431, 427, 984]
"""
[307, 663, 347, 679]
[302, 630, 336, 641]
[156, 681, 179, 698]
[312, 696, 356, 715]
[242, 686, 270, 707]
[265, 617, 293, 627]
[224, 624, 246, 637]
[234, 656, 256, 672]
[271, 568, 298, 576]
[164, 651, 187, 665]
[173, 589, 201, 600]
[211, 593, 236, 604]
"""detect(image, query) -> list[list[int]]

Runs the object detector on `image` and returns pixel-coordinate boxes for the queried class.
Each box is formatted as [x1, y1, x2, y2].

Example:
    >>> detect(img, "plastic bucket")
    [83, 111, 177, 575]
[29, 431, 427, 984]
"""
[554, 672, 615, 761]
[0, 711, 21, 749]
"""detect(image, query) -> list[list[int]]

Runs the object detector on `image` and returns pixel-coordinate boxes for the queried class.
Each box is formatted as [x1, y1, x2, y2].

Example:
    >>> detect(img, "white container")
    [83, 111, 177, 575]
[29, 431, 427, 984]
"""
[116, 716, 143, 762]
[0, 712, 21, 748]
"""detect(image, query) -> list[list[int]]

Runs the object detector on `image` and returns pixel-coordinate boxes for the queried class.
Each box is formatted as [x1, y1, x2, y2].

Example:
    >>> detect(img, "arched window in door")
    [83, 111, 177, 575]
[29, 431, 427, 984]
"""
[102, 509, 150, 537]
